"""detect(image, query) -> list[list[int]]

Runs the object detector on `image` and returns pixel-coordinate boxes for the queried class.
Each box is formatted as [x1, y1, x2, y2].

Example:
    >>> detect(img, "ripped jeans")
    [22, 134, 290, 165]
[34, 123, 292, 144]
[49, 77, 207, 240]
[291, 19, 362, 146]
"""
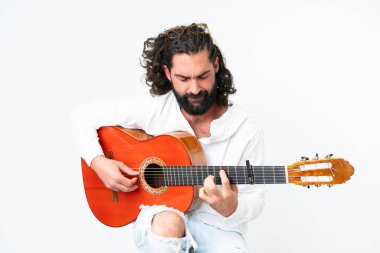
[133, 205, 249, 253]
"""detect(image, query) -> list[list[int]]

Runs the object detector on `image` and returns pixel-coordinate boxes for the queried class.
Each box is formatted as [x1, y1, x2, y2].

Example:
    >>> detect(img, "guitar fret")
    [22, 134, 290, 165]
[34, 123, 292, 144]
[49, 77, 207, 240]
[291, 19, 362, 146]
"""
[183, 167, 186, 185]
[179, 166, 183, 185]
[180, 166, 183, 185]
[166, 167, 170, 186]
[234, 166, 238, 184]
[183, 167, 185, 185]
[184, 166, 188, 185]
[264, 166, 270, 184]
[171, 167, 174, 185]
[176, 167, 180, 186]
[266, 166, 275, 184]
[174, 166, 177, 186]
[194, 166, 198, 185]
[201, 166, 205, 185]
[254, 166, 264, 184]
[183, 166, 186, 185]
[200, 166, 204, 185]
[163, 167, 167, 185]
[190, 166, 193, 185]
[262, 166, 266, 184]
[213, 166, 217, 184]
[197, 166, 204, 185]
[274, 166, 287, 184]
[168, 167, 172, 186]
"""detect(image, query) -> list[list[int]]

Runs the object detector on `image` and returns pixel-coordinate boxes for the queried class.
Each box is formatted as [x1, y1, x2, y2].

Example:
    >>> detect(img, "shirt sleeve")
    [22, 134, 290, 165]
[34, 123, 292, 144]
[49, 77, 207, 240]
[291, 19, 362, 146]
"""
[222, 127, 267, 226]
[70, 96, 155, 166]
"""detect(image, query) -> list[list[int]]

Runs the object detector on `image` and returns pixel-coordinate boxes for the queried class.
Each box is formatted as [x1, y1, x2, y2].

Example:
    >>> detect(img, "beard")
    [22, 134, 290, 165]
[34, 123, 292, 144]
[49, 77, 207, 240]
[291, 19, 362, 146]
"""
[172, 82, 218, 116]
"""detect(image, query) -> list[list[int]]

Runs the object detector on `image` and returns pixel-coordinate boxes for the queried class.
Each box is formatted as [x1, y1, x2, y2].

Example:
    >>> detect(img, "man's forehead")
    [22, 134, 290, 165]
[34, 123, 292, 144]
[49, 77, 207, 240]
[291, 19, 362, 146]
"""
[171, 50, 212, 75]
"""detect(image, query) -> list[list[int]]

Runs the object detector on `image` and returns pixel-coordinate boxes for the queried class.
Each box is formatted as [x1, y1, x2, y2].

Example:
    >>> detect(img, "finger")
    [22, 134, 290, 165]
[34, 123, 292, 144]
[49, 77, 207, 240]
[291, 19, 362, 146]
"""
[120, 183, 138, 193]
[118, 176, 138, 187]
[199, 187, 210, 202]
[119, 163, 139, 176]
[203, 175, 217, 190]
[231, 184, 238, 193]
[219, 170, 231, 191]
[112, 183, 138, 193]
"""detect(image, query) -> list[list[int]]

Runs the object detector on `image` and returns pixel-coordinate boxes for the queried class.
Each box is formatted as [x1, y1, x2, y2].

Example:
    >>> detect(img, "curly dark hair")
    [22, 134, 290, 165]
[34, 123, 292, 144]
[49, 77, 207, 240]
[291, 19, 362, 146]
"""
[140, 23, 236, 106]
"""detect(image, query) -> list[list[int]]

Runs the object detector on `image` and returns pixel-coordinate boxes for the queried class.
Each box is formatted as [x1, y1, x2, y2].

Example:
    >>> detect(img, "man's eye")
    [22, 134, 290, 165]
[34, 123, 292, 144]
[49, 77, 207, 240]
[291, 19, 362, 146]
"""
[199, 76, 208, 79]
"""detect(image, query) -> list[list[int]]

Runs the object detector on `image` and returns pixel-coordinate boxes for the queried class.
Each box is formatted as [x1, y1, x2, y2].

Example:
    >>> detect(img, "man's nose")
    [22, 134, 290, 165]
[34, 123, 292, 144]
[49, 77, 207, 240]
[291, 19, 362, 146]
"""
[189, 78, 201, 94]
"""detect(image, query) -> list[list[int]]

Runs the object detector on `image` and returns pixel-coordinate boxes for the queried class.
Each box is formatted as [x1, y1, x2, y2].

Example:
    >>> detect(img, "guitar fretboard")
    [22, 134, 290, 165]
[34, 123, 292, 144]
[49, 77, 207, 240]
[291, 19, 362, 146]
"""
[159, 165, 287, 186]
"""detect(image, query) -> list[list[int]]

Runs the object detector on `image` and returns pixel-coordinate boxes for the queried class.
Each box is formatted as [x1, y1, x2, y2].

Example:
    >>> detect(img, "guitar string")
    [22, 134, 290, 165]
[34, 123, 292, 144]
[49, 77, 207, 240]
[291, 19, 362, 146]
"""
[140, 178, 309, 185]
[140, 177, 321, 185]
[136, 166, 287, 172]
[141, 175, 323, 179]
[141, 175, 290, 179]
[140, 169, 312, 174]
[141, 171, 291, 176]
[135, 167, 329, 176]
[142, 174, 288, 177]
[138, 169, 299, 178]
[141, 172, 289, 177]
[144, 174, 289, 178]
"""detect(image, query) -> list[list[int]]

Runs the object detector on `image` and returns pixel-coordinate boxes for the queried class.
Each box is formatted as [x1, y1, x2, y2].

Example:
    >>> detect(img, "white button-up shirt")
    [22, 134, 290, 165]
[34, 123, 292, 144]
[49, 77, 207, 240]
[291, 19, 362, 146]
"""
[70, 91, 266, 234]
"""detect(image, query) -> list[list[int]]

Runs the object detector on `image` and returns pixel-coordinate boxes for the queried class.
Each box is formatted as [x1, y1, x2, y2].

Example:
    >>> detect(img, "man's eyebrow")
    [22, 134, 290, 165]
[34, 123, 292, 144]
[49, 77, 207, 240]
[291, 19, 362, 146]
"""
[174, 70, 211, 79]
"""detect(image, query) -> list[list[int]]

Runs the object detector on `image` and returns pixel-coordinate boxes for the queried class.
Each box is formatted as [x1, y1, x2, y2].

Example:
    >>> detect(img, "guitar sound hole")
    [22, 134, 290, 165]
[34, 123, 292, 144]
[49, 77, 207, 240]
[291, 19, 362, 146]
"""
[144, 164, 164, 188]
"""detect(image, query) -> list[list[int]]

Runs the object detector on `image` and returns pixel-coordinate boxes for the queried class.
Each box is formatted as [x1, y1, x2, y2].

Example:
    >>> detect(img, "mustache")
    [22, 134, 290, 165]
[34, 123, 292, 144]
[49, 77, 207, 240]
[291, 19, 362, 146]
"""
[184, 90, 208, 99]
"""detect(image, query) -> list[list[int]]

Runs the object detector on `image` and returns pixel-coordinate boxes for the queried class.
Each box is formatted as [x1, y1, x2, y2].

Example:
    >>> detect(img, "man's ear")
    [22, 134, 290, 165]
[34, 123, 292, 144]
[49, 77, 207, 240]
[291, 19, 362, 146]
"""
[163, 65, 171, 81]
[214, 56, 219, 73]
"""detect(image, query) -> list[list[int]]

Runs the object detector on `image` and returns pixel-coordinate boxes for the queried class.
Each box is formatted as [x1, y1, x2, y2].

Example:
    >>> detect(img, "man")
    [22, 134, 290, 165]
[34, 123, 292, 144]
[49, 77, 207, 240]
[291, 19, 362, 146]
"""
[71, 23, 265, 253]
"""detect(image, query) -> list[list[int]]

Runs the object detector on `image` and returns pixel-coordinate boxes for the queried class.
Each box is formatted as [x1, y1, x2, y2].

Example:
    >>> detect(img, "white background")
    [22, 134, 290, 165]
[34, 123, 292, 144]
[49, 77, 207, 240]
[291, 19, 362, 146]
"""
[1, 0, 379, 252]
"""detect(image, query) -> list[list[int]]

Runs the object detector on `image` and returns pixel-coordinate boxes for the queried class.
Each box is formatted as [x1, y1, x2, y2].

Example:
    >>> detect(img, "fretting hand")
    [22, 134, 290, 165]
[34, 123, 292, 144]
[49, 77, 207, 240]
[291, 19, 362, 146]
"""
[90, 155, 139, 192]
[199, 170, 238, 217]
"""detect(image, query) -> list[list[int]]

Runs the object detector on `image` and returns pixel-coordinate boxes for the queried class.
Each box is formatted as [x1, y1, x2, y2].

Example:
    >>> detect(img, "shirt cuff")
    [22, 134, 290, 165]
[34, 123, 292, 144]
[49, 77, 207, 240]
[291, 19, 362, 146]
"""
[81, 142, 104, 167]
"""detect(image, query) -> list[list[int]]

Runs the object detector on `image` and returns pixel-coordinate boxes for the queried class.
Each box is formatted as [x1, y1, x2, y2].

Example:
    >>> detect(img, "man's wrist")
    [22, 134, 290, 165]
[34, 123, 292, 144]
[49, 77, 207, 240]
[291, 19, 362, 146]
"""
[222, 200, 244, 223]
[90, 155, 105, 170]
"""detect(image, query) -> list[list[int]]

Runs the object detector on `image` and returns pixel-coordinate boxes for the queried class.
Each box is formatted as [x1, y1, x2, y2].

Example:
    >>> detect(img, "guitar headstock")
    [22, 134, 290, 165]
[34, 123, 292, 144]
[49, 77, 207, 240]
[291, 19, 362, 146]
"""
[287, 154, 354, 187]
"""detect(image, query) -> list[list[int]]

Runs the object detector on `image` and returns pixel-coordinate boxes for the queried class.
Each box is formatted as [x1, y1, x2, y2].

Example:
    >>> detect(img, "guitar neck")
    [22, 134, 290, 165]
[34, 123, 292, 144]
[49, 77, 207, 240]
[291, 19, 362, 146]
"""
[160, 165, 287, 186]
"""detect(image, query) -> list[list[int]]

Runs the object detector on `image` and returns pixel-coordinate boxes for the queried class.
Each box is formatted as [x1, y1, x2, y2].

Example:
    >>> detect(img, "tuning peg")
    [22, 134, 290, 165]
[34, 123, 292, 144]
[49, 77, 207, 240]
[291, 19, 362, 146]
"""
[301, 156, 309, 161]
[327, 184, 333, 188]
[324, 154, 333, 159]
[315, 185, 321, 187]
[313, 153, 319, 160]
[303, 185, 310, 189]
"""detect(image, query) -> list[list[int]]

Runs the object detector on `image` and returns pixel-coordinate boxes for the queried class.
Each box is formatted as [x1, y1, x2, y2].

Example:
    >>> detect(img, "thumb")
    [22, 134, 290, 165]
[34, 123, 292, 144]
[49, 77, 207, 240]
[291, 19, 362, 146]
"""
[199, 187, 210, 202]
[119, 162, 139, 176]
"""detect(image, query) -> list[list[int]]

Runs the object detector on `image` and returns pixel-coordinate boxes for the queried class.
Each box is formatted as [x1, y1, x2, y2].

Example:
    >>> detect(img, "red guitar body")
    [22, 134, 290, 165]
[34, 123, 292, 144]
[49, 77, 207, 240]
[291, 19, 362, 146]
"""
[81, 126, 207, 227]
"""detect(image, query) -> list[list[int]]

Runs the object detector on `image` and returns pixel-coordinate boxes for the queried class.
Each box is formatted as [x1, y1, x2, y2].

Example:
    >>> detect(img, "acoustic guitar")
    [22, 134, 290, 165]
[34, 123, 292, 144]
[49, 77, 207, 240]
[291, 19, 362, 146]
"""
[81, 126, 354, 227]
